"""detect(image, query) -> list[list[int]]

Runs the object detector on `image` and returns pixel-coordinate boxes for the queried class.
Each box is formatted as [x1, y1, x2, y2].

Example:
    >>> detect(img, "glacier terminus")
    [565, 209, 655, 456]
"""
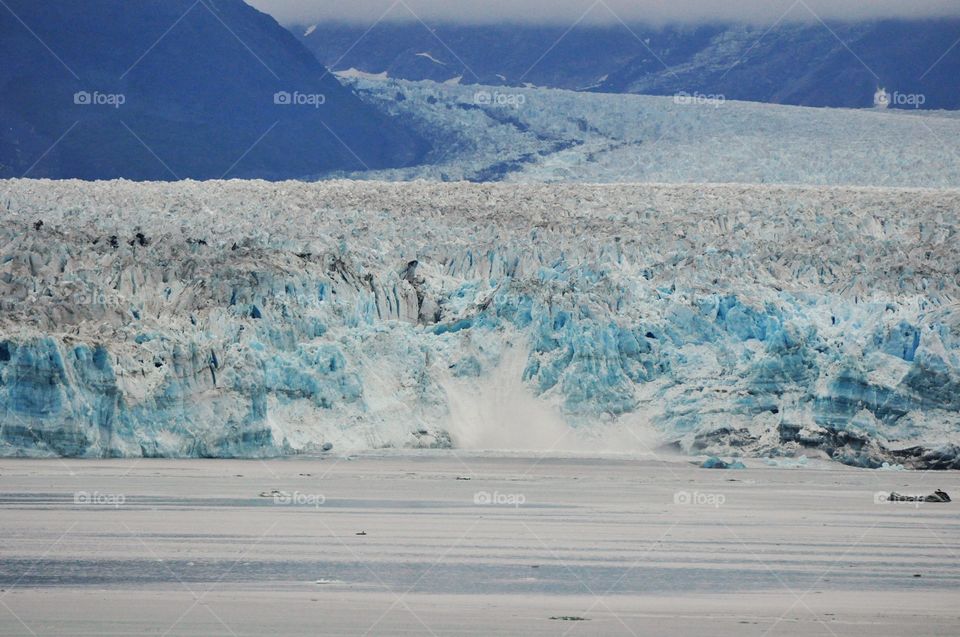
[1, 179, 959, 469]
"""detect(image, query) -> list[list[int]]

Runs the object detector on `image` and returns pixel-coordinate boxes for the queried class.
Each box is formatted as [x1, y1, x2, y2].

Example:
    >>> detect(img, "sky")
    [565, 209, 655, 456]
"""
[248, 0, 960, 26]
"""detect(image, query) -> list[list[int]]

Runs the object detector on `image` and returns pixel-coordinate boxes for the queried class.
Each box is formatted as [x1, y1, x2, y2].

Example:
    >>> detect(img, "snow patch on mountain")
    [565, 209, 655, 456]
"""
[335, 68, 391, 81]
[415, 52, 447, 65]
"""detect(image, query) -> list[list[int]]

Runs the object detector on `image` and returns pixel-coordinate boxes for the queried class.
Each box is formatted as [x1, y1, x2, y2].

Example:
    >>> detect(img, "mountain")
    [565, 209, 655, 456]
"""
[0, 0, 428, 180]
[2, 178, 959, 469]
[294, 20, 960, 109]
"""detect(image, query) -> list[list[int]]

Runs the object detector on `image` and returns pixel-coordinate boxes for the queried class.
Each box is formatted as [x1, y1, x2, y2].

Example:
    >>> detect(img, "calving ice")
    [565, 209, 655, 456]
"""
[2, 0, 959, 633]
[1, 180, 958, 470]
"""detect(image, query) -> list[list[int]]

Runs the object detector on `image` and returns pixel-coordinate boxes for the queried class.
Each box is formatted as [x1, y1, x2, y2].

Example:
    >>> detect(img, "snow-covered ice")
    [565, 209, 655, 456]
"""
[341, 79, 960, 187]
[1, 179, 958, 466]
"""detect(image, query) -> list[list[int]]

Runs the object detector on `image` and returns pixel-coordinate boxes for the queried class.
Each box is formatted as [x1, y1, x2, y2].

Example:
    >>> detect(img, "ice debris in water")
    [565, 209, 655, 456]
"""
[763, 456, 809, 468]
[702, 457, 747, 470]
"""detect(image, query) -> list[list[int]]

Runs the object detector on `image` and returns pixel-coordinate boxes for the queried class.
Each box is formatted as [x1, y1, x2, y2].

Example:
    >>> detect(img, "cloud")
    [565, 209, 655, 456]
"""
[248, 0, 960, 26]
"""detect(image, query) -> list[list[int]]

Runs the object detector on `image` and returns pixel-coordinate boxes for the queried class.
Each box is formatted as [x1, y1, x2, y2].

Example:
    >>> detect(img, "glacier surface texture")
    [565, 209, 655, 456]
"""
[1, 180, 959, 467]
[342, 79, 960, 188]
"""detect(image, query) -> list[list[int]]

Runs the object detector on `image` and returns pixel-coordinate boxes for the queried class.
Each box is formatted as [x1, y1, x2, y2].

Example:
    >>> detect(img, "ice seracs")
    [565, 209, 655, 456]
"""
[0, 179, 958, 468]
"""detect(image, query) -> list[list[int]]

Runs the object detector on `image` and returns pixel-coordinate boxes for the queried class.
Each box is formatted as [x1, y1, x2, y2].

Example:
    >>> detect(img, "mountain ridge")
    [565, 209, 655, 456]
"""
[293, 19, 960, 109]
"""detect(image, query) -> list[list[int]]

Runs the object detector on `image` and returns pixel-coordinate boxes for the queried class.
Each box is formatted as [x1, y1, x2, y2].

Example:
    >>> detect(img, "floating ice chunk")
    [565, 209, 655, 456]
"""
[701, 457, 746, 470]
[763, 456, 809, 468]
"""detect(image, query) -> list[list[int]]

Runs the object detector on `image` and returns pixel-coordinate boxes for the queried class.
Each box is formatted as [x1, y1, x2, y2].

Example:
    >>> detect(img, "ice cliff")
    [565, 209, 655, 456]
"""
[1, 179, 959, 467]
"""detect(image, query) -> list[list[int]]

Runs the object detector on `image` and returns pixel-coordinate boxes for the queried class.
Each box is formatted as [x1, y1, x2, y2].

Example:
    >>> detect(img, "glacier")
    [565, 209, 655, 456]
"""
[338, 79, 960, 188]
[1, 179, 959, 467]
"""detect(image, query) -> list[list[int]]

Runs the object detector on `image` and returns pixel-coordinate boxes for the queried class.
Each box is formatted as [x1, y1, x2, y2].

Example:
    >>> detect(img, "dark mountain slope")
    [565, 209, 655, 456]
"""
[0, 0, 428, 180]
